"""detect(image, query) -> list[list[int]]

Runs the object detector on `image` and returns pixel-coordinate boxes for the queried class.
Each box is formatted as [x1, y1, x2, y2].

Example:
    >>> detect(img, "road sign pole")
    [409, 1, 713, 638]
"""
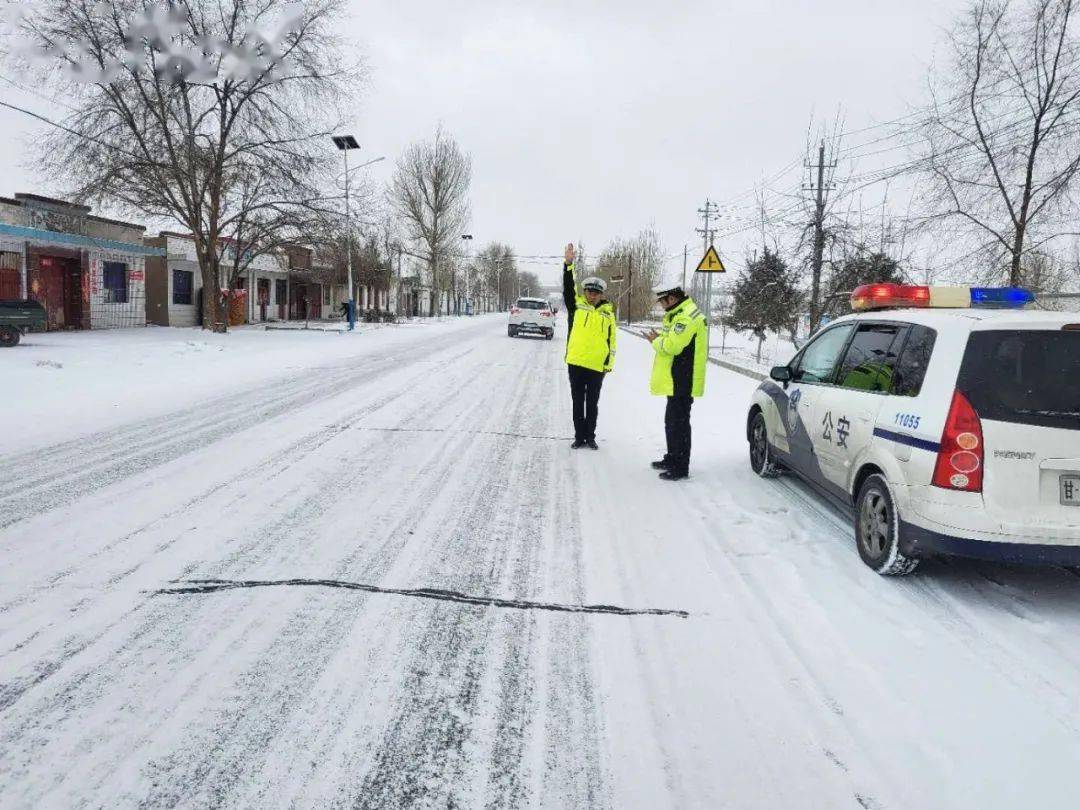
[706, 272, 713, 341]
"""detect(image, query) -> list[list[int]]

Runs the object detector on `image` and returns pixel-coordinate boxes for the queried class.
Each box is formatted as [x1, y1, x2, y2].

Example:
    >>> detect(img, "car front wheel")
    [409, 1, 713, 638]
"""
[855, 474, 919, 576]
[748, 412, 781, 478]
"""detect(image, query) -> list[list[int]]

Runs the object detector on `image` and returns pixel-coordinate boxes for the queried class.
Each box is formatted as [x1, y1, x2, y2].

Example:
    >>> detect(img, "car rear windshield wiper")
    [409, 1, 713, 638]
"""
[1012, 408, 1080, 418]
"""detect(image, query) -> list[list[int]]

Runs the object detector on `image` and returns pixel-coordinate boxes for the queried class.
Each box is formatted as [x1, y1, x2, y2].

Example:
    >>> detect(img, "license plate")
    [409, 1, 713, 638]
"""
[1061, 475, 1080, 506]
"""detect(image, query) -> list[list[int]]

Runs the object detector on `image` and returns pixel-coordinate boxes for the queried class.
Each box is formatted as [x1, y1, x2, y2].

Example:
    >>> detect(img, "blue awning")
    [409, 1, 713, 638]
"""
[0, 222, 165, 256]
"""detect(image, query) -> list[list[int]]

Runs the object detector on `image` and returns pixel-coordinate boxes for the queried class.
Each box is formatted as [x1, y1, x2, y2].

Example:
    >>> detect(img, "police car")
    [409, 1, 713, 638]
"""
[746, 284, 1080, 575]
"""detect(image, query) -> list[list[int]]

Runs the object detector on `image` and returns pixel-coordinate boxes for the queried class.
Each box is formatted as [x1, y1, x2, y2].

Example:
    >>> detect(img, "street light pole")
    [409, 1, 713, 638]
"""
[331, 135, 361, 331]
[461, 233, 473, 315]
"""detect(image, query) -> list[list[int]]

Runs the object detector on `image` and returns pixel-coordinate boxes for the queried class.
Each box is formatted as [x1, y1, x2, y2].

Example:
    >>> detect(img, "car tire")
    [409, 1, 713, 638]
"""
[545, 329, 554, 340]
[0, 326, 20, 348]
[748, 412, 781, 478]
[855, 474, 919, 576]
[507, 326, 516, 337]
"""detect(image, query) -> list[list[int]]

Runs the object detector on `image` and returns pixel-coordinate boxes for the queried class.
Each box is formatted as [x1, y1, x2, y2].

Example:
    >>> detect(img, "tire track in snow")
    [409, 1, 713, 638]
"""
[0, 324, 487, 529]
[773, 474, 1080, 736]
[0, 321, 612, 808]
[0, 334, 495, 797]
[0, 350, 480, 735]
[342, 334, 609, 809]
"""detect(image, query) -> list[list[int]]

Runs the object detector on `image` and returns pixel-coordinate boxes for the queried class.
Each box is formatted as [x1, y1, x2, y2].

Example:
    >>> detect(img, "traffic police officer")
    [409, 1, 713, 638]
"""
[562, 243, 616, 449]
[646, 285, 707, 479]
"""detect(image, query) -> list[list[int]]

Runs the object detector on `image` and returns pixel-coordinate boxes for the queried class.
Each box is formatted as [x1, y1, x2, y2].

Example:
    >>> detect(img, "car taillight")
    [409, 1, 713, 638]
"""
[540, 310, 551, 317]
[510, 307, 520, 315]
[932, 390, 984, 493]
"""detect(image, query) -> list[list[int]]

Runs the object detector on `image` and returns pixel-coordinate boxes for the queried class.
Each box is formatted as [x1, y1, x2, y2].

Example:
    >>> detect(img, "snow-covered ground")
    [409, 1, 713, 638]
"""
[1, 318, 481, 455]
[3, 315, 1080, 808]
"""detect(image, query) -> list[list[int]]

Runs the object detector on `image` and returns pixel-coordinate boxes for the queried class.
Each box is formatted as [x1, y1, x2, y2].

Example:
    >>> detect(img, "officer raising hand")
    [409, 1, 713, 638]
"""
[562, 242, 617, 449]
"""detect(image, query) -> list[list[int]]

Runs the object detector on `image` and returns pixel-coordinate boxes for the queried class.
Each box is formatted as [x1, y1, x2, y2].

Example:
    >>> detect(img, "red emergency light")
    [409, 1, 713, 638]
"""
[851, 284, 930, 311]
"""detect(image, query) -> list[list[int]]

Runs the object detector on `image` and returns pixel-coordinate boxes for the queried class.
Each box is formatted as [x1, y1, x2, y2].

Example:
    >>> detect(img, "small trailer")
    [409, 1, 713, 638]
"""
[0, 299, 47, 347]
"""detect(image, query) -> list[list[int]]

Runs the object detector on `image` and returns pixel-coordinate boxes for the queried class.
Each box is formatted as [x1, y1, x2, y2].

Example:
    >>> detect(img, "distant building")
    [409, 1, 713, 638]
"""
[0, 193, 162, 330]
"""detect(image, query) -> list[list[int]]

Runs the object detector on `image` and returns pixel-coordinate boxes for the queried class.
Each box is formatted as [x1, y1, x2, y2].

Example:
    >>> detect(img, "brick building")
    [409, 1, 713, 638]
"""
[0, 193, 162, 330]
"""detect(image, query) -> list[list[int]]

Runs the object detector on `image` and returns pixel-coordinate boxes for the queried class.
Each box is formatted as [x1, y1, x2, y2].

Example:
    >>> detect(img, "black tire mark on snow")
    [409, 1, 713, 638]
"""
[155, 578, 689, 618]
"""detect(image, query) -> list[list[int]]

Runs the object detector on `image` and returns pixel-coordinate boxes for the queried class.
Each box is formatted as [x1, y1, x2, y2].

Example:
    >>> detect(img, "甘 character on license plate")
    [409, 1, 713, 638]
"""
[1062, 476, 1080, 506]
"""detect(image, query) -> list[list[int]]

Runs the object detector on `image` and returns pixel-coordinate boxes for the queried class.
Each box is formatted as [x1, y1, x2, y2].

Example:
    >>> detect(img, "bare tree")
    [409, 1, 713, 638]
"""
[595, 227, 665, 322]
[388, 128, 472, 317]
[8, 0, 356, 330]
[918, 0, 1080, 285]
[516, 270, 543, 298]
[475, 242, 517, 311]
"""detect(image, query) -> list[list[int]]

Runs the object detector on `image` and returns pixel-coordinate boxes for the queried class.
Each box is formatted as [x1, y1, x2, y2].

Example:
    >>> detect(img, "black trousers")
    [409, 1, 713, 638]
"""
[568, 365, 605, 441]
[665, 395, 694, 473]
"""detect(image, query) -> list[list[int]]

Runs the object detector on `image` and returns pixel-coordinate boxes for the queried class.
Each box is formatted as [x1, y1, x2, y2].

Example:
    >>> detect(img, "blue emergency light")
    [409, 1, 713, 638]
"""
[969, 287, 1035, 307]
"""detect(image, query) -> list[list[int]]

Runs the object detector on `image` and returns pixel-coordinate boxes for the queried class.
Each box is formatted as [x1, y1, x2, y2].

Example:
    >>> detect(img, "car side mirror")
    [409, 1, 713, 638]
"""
[770, 366, 793, 385]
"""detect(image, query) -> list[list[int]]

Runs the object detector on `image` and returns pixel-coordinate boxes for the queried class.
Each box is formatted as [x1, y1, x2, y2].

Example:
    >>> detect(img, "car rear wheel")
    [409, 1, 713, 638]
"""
[0, 326, 20, 348]
[545, 329, 554, 340]
[748, 412, 781, 478]
[855, 474, 919, 576]
[507, 325, 516, 337]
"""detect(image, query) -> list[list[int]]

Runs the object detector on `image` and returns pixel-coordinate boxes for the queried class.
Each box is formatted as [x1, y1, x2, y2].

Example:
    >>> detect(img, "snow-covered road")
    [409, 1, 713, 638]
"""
[2, 315, 1079, 809]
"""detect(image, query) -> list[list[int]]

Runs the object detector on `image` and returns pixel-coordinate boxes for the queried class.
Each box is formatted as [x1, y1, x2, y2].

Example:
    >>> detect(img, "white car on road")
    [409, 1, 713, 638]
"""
[747, 283, 1080, 575]
[508, 297, 555, 340]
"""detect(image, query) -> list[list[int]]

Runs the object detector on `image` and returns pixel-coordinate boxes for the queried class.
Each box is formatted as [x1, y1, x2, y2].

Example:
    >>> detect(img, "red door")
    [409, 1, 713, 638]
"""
[0, 268, 19, 299]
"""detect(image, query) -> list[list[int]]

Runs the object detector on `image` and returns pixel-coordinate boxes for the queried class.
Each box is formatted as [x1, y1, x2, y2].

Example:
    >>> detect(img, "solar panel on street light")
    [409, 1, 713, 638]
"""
[332, 135, 360, 151]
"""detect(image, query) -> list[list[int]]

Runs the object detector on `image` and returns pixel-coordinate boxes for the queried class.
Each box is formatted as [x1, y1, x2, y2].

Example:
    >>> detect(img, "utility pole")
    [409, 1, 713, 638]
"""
[681, 244, 688, 290]
[806, 139, 836, 333]
[696, 198, 720, 336]
[626, 254, 633, 326]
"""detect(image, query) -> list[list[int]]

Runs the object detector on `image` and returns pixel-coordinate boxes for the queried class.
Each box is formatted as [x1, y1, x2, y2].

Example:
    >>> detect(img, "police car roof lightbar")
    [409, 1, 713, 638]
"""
[850, 284, 1035, 311]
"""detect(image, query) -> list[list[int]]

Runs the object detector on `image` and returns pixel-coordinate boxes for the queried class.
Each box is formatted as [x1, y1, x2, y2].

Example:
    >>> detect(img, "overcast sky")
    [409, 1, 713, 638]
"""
[0, 0, 966, 287]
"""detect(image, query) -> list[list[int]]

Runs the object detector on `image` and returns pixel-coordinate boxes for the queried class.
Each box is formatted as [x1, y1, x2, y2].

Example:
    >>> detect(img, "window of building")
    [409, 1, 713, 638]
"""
[323, 285, 331, 306]
[103, 261, 128, 303]
[172, 268, 194, 305]
[836, 324, 905, 392]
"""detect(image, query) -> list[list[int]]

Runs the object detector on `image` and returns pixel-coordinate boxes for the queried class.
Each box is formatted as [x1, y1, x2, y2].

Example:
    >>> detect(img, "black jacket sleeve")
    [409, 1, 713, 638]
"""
[562, 262, 577, 317]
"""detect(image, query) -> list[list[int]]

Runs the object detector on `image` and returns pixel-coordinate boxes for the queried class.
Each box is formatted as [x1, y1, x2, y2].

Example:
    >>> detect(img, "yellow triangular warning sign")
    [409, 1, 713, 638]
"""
[695, 245, 726, 273]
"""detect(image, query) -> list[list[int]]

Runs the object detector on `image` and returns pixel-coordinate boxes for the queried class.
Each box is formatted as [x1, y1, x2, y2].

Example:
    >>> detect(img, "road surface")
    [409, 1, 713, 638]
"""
[2, 315, 1079, 809]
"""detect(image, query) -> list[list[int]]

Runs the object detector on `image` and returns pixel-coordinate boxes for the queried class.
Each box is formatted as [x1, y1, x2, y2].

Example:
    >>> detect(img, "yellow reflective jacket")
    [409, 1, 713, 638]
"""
[650, 296, 707, 397]
[563, 263, 616, 372]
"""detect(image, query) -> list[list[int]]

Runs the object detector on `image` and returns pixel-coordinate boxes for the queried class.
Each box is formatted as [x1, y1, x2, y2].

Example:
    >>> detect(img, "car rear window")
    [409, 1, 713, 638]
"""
[517, 300, 546, 309]
[958, 330, 1080, 431]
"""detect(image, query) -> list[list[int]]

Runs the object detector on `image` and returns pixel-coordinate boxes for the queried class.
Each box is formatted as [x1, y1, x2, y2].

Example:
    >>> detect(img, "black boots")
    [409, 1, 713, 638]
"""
[651, 458, 670, 470]
[571, 439, 587, 449]
[585, 439, 599, 450]
[659, 470, 689, 481]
